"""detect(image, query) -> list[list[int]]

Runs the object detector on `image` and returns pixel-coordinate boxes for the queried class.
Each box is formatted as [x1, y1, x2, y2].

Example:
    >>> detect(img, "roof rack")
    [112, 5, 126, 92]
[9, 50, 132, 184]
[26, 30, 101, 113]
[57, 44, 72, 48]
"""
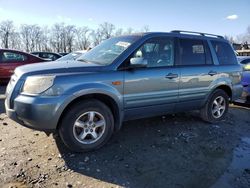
[171, 30, 224, 39]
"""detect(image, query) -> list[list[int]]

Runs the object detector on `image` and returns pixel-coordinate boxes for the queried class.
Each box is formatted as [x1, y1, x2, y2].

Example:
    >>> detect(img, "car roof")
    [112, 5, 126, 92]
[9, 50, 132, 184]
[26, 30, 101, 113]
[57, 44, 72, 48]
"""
[31, 51, 61, 55]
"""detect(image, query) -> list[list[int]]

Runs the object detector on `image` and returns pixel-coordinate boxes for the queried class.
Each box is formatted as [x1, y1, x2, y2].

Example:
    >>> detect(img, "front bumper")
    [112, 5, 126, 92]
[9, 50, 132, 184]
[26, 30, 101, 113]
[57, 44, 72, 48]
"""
[5, 99, 24, 126]
[5, 94, 67, 132]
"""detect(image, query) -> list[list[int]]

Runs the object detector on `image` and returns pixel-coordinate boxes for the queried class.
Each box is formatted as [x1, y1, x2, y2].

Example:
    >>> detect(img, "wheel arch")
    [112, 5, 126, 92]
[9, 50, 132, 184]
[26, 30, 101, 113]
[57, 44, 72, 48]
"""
[57, 92, 123, 132]
[214, 85, 232, 100]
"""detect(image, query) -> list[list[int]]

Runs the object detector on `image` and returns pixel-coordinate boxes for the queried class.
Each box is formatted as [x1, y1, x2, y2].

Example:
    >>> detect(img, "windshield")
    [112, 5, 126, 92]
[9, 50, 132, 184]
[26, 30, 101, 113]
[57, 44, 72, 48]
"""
[56, 51, 86, 61]
[77, 36, 140, 65]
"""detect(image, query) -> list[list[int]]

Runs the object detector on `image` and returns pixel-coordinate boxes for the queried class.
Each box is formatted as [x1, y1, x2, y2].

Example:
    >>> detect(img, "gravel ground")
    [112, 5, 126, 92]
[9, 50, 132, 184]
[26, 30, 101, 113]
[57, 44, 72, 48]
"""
[0, 85, 250, 188]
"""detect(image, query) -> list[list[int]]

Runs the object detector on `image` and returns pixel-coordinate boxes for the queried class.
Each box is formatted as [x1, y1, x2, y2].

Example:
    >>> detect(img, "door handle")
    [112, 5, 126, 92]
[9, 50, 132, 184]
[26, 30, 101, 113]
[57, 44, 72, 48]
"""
[165, 73, 178, 79]
[208, 71, 217, 76]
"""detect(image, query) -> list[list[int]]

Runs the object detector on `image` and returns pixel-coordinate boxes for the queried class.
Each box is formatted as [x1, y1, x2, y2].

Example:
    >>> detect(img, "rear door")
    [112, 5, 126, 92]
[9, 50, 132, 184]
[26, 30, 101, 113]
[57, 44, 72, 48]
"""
[123, 37, 180, 120]
[176, 38, 216, 110]
[0, 51, 28, 79]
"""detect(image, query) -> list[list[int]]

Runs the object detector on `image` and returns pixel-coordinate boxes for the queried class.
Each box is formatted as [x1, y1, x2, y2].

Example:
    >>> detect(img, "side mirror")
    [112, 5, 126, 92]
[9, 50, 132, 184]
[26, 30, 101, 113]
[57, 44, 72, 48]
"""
[130, 57, 147, 68]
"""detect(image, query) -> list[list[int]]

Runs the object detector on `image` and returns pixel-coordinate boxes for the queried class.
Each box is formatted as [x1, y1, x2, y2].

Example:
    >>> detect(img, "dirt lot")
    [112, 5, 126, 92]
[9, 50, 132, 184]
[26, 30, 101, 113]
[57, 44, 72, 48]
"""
[0, 85, 250, 188]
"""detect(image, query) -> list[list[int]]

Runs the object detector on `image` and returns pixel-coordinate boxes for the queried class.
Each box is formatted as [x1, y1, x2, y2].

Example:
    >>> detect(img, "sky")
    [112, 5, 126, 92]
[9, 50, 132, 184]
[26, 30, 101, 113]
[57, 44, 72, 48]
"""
[0, 0, 249, 37]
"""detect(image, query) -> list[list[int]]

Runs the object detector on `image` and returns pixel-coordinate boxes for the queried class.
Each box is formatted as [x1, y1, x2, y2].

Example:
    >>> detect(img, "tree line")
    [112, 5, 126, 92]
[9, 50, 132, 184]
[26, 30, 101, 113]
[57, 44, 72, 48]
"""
[224, 26, 250, 45]
[0, 20, 150, 53]
[0, 19, 249, 53]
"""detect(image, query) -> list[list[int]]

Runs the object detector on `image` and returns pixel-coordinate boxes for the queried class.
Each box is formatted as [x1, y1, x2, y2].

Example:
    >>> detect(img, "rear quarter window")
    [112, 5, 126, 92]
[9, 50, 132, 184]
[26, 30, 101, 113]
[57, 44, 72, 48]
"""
[211, 41, 237, 65]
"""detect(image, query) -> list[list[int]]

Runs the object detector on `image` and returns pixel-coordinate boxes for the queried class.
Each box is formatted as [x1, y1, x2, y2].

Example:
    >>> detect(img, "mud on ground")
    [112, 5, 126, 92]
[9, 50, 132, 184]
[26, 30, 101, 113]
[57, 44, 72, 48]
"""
[0, 86, 250, 188]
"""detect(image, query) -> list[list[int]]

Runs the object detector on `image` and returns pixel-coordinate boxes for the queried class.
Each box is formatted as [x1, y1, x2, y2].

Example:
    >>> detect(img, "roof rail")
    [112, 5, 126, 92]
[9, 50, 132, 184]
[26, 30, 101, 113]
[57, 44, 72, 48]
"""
[171, 30, 224, 39]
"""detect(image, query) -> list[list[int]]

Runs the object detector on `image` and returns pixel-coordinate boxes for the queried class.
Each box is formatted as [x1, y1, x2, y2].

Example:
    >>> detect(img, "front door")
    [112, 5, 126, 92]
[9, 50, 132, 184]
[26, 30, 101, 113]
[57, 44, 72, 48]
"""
[123, 37, 180, 120]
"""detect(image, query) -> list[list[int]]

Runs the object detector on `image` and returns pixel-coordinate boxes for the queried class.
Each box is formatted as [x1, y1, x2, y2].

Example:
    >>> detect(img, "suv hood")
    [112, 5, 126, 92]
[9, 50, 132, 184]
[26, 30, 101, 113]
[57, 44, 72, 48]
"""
[15, 60, 102, 78]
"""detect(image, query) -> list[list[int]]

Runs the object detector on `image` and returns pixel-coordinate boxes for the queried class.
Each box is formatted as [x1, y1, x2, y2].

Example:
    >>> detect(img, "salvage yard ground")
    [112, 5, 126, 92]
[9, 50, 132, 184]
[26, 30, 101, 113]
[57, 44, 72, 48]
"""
[0, 85, 250, 188]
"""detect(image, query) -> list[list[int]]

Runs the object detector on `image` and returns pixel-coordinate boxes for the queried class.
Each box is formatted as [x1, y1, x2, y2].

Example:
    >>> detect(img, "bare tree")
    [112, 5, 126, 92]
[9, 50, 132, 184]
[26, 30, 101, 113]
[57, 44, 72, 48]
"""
[0, 20, 15, 48]
[224, 35, 234, 44]
[64, 25, 76, 52]
[29, 25, 43, 52]
[141, 25, 150, 32]
[99, 22, 115, 39]
[235, 25, 250, 44]
[246, 26, 250, 42]
[20, 24, 32, 52]
[9, 32, 22, 50]
[75, 26, 91, 50]
[125, 27, 134, 35]
[40, 26, 51, 52]
[114, 28, 124, 36]
[50, 23, 64, 52]
[91, 28, 103, 46]
[50, 23, 76, 52]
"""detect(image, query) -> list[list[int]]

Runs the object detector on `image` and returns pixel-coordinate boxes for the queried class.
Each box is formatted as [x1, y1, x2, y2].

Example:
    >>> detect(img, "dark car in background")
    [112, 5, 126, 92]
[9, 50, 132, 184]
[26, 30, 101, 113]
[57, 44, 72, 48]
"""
[31, 52, 62, 61]
[0, 49, 47, 82]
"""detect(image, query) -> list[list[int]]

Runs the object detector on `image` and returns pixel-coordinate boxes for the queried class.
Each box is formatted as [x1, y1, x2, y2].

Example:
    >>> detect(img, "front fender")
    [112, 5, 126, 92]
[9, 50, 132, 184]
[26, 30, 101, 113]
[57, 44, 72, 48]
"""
[55, 83, 123, 129]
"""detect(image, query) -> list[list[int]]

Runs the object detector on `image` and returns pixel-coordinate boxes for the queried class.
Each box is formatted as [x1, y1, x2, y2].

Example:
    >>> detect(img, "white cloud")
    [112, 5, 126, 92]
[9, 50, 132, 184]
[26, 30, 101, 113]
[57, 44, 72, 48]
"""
[226, 14, 238, 20]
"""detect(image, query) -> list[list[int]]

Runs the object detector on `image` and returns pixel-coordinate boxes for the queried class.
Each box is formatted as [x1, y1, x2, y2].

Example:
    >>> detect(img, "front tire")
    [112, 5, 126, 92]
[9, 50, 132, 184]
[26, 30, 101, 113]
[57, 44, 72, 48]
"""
[58, 99, 114, 152]
[200, 89, 229, 123]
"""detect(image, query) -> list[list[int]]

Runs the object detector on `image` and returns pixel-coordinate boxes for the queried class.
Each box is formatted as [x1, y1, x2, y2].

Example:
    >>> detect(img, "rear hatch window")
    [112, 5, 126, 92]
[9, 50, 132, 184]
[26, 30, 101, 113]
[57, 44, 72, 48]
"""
[211, 41, 237, 65]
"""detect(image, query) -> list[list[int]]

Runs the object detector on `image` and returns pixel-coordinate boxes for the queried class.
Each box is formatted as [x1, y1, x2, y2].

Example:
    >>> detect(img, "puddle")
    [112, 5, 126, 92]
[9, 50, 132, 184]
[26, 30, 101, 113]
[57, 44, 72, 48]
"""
[211, 137, 250, 188]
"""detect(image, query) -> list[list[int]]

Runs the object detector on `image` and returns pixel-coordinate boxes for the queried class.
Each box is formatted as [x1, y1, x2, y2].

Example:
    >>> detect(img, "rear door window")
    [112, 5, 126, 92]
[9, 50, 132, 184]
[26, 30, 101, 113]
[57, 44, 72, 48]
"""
[179, 39, 209, 65]
[211, 41, 237, 65]
[1, 51, 27, 63]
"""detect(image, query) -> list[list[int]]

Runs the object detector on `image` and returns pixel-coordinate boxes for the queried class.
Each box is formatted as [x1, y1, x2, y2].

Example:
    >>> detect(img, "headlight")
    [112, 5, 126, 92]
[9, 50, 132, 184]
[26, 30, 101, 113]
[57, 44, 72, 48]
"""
[22, 75, 55, 95]
[244, 64, 250, 71]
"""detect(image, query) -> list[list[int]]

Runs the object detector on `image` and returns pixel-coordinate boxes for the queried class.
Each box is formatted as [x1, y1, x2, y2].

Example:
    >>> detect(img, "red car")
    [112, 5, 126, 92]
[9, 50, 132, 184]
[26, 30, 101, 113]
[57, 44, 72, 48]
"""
[0, 49, 47, 82]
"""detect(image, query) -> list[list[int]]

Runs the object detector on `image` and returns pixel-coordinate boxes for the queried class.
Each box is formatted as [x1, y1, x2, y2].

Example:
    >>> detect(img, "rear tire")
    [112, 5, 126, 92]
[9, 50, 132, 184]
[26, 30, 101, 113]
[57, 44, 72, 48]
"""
[200, 89, 229, 123]
[58, 99, 114, 152]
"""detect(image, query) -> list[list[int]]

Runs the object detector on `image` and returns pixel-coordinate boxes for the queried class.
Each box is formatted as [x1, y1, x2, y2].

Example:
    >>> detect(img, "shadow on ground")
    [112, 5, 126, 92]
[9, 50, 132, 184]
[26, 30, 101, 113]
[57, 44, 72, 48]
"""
[54, 111, 240, 188]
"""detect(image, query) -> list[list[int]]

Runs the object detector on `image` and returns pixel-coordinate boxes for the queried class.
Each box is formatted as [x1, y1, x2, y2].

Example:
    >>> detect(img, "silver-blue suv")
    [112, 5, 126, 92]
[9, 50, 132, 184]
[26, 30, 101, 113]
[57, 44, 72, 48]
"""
[5, 31, 243, 152]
